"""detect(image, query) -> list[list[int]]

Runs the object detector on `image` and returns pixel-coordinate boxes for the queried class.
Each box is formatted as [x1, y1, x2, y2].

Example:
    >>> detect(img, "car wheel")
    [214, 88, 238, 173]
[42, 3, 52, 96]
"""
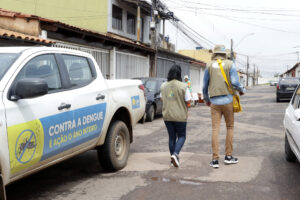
[285, 135, 297, 162]
[97, 120, 130, 171]
[276, 96, 280, 102]
[146, 105, 155, 122]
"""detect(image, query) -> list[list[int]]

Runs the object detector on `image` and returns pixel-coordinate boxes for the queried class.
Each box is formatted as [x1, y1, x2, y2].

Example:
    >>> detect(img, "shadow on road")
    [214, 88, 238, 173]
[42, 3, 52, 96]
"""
[6, 150, 107, 200]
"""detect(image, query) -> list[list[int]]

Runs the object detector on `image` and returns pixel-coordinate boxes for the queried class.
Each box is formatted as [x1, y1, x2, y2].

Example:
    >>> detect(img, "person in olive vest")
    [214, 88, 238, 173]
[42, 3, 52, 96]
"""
[203, 45, 246, 169]
[161, 65, 191, 167]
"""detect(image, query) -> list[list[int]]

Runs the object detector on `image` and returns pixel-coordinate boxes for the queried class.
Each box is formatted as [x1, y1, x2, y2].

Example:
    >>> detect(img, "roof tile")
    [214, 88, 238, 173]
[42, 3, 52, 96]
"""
[0, 28, 54, 44]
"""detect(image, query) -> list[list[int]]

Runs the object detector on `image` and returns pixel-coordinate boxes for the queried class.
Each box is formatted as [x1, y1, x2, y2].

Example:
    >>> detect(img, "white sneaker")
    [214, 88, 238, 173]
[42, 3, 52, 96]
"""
[224, 155, 238, 164]
[171, 154, 179, 167]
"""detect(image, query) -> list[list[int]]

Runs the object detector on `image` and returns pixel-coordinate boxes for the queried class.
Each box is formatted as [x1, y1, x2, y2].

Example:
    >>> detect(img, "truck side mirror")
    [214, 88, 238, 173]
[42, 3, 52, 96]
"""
[11, 78, 48, 100]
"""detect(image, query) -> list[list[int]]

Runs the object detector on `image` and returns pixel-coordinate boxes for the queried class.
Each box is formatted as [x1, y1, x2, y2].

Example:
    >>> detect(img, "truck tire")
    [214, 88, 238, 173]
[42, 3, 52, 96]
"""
[146, 105, 155, 122]
[97, 120, 130, 171]
[285, 135, 296, 162]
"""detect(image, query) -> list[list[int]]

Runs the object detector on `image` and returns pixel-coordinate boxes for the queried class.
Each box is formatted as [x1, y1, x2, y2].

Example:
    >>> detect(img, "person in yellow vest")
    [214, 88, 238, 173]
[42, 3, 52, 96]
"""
[203, 45, 246, 169]
[161, 65, 191, 167]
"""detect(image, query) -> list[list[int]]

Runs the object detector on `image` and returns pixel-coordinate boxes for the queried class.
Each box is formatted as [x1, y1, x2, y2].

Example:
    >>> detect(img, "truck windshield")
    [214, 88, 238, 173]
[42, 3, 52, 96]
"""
[0, 53, 18, 80]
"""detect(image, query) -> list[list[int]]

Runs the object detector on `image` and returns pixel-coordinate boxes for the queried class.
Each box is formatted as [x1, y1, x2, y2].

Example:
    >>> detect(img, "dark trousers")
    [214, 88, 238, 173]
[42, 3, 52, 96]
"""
[164, 121, 187, 156]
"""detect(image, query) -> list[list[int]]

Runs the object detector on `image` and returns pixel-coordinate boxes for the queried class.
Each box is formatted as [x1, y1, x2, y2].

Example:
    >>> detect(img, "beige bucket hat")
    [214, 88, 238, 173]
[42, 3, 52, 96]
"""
[213, 45, 227, 55]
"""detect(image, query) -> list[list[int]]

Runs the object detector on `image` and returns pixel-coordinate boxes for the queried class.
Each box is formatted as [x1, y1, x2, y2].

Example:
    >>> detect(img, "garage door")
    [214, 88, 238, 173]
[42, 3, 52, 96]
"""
[116, 52, 149, 79]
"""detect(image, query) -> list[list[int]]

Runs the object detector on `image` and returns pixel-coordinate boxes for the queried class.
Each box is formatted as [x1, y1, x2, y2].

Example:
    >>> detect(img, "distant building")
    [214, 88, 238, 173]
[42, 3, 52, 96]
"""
[281, 63, 300, 78]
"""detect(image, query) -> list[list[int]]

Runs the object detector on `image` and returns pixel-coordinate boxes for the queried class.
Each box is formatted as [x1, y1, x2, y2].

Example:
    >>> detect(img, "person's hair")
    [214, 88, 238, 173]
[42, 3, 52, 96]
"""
[167, 64, 182, 82]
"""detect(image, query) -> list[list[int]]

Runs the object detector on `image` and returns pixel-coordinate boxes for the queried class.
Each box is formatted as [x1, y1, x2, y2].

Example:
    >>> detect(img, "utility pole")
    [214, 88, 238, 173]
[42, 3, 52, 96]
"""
[137, 0, 141, 42]
[253, 64, 256, 86]
[256, 66, 259, 85]
[163, 18, 165, 42]
[150, 0, 157, 49]
[150, 0, 157, 77]
[246, 56, 249, 87]
[230, 39, 234, 60]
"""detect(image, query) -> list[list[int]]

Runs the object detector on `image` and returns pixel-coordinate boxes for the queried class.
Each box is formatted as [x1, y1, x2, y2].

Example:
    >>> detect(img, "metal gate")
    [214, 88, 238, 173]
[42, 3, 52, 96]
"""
[52, 41, 110, 79]
[156, 57, 190, 80]
[116, 51, 149, 79]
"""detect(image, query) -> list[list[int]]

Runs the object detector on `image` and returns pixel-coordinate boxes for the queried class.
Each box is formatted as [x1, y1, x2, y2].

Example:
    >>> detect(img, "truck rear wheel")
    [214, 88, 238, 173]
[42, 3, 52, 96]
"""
[97, 120, 130, 171]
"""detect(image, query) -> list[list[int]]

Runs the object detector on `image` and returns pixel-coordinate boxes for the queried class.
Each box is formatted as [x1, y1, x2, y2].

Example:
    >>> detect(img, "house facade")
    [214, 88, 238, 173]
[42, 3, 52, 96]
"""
[0, 0, 151, 44]
[0, 8, 155, 80]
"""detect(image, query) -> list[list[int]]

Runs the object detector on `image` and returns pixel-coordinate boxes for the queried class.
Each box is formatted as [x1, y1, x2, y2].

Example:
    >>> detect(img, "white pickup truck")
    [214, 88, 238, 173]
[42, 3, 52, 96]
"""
[0, 47, 145, 199]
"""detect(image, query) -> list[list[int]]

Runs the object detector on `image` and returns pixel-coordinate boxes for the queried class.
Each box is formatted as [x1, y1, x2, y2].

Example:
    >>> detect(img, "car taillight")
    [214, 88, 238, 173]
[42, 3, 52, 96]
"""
[139, 84, 145, 91]
[139, 84, 146, 97]
[277, 84, 280, 90]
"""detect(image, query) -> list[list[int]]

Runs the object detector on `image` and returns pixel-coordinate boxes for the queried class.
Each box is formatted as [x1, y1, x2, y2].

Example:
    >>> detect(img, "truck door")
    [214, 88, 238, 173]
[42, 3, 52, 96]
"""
[3, 54, 74, 177]
[58, 54, 107, 149]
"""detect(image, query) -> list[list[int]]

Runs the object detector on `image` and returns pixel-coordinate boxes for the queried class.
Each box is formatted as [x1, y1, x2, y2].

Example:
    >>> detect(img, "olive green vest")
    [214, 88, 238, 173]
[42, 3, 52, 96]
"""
[161, 80, 188, 122]
[207, 59, 233, 98]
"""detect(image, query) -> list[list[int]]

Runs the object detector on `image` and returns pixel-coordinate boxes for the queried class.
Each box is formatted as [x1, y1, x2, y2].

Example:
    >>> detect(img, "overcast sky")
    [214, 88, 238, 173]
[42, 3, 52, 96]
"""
[161, 0, 300, 77]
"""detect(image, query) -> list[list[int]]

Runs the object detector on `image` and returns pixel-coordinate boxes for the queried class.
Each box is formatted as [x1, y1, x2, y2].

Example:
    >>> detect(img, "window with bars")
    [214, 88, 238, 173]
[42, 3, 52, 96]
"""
[127, 12, 136, 35]
[112, 5, 122, 30]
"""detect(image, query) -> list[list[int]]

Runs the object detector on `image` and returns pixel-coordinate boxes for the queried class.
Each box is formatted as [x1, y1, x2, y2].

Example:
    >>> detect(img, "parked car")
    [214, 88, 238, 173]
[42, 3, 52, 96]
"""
[283, 85, 300, 162]
[133, 77, 166, 122]
[276, 78, 300, 102]
[0, 47, 146, 199]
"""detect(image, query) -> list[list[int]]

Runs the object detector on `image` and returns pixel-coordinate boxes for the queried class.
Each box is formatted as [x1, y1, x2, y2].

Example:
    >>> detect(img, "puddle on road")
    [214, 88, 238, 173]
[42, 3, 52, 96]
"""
[150, 177, 202, 186]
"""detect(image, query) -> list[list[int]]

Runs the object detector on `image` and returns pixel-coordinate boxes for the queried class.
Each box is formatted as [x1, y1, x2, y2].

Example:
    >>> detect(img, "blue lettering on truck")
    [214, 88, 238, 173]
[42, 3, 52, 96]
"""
[40, 103, 107, 160]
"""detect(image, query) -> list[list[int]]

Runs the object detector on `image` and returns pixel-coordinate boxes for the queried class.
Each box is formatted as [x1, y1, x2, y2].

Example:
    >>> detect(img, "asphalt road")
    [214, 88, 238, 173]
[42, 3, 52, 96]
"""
[6, 85, 300, 200]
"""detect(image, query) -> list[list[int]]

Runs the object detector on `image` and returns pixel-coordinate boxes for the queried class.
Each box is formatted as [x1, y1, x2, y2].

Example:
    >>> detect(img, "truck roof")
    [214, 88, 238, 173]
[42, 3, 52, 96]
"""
[0, 47, 91, 57]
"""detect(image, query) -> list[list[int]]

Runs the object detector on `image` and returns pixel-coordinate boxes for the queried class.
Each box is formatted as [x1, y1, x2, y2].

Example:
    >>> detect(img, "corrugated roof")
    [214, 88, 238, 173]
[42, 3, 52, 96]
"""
[42, 20, 155, 52]
[0, 28, 54, 44]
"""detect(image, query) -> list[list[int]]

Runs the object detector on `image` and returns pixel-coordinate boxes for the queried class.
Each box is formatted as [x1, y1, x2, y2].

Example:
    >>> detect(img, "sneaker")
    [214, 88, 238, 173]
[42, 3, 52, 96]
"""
[170, 160, 174, 167]
[171, 154, 180, 167]
[224, 155, 238, 164]
[210, 160, 219, 168]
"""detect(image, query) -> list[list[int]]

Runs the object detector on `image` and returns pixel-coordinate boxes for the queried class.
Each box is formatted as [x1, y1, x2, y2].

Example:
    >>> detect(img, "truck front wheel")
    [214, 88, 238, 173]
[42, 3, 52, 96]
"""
[97, 120, 130, 171]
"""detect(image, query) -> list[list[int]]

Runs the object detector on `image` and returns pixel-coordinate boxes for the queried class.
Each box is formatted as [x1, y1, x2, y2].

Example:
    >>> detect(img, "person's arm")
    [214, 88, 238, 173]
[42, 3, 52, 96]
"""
[230, 63, 246, 95]
[202, 69, 211, 106]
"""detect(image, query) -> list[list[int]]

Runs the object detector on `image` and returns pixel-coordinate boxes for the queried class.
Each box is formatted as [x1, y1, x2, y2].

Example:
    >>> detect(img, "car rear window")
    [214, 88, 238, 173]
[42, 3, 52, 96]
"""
[144, 80, 157, 92]
[280, 79, 300, 84]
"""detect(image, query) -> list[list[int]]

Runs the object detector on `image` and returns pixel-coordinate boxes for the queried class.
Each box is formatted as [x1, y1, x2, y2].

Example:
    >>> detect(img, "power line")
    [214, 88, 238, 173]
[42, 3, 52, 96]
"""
[178, 10, 300, 35]
[166, 0, 300, 14]
[167, 6, 300, 22]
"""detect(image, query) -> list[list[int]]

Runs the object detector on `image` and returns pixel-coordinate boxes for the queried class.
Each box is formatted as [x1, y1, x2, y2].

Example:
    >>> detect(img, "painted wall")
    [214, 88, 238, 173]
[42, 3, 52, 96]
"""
[0, 0, 108, 33]
[108, 0, 150, 44]
[179, 49, 212, 64]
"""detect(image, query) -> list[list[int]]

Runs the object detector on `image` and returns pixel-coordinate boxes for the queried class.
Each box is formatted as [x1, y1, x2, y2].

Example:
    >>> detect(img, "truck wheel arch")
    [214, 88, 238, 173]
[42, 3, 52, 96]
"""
[109, 107, 133, 143]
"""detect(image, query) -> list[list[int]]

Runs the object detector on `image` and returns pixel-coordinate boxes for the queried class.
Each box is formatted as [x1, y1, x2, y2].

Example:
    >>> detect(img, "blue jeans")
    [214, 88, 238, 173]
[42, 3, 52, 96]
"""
[164, 121, 187, 156]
